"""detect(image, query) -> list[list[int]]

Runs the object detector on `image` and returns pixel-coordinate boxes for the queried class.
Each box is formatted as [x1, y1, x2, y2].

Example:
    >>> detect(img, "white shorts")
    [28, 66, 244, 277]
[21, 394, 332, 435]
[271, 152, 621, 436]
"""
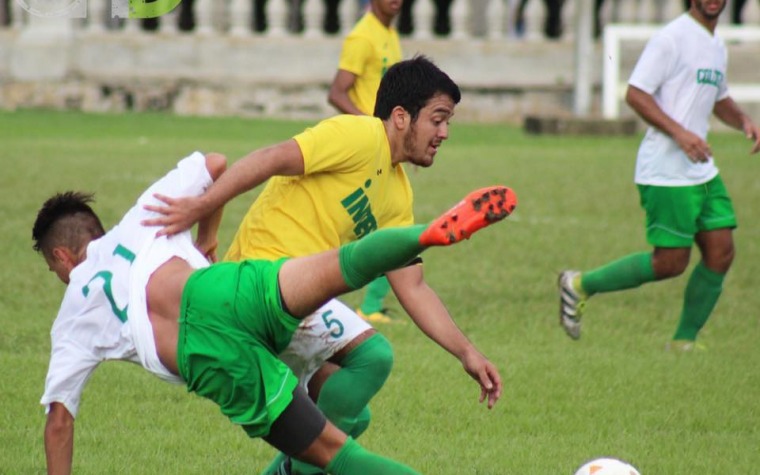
[279, 298, 372, 389]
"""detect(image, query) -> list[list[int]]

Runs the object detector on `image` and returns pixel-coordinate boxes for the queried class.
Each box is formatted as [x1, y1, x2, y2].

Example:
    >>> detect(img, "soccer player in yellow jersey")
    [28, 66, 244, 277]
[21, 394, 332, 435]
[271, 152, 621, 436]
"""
[328, 0, 403, 116]
[147, 57, 504, 475]
[328, 0, 404, 324]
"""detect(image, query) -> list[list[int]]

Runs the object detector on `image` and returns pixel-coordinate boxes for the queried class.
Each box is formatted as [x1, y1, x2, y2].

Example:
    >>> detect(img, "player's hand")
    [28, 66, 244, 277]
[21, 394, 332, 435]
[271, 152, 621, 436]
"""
[142, 194, 205, 237]
[460, 347, 503, 409]
[674, 129, 712, 163]
[741, 119, 760, 154]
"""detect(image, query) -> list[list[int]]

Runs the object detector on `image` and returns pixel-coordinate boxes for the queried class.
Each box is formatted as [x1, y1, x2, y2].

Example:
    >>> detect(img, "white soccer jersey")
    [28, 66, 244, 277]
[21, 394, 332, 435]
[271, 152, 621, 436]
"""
[40, 152, 212, 418]
[628, 13, 729, 186]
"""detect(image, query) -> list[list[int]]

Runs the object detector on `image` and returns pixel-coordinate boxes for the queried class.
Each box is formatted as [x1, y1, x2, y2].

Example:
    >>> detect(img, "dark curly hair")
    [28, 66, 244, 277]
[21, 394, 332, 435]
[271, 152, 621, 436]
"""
[32, 191, 105, 255]
[374, 55, 461, 121]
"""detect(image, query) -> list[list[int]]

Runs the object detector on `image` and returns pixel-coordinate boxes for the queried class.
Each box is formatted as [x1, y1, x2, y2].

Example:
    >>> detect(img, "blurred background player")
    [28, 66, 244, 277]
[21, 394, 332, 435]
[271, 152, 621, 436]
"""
[328, 0, 404, 324]
[513, 0, 565, 39]
[328, 0, 402, 117]
[558, 0, 760, 350]
[147, 57, 507, 475]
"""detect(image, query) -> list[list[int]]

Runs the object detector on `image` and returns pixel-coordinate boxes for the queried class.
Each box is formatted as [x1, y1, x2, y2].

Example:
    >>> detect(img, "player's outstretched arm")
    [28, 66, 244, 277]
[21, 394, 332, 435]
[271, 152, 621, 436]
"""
[45, 402, 74, 475]
[389, 266, 503, 409]
[713, 97, 760, 154]
[142, 141, 305, 236]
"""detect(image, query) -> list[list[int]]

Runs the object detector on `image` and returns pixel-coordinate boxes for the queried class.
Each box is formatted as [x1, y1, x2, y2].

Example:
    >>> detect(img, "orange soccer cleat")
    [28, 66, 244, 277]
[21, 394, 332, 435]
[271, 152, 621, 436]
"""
[419, 186, 517, 246]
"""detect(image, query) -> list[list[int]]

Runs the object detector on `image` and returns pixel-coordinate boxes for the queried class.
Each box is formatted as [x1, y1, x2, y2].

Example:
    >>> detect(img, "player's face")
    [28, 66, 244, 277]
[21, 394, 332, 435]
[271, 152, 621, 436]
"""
[45, 253, 71, 285]
[692, 0, 726, 20]
[373, 0, 402, 18]
[403, 93, 455, 168]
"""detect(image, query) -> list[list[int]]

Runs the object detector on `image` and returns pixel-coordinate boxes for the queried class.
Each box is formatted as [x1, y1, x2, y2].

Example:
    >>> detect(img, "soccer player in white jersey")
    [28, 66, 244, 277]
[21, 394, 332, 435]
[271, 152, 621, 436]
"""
[558, 0, 760, 349]
[33, 150, 515, 475]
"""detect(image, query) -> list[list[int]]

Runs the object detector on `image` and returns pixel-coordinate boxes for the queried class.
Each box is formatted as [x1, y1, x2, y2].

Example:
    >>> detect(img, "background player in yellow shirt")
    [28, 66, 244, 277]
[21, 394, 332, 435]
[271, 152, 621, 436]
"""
[328, 0, 402, 117]
[328, 0, 404, 324]
[147, 57, 505, 475]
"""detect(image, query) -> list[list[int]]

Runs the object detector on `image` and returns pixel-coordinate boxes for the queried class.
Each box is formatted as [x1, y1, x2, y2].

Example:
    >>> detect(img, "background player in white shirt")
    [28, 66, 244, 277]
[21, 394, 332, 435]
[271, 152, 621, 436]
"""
[33, 150, 514, 475]
[557, 0, 760, 349]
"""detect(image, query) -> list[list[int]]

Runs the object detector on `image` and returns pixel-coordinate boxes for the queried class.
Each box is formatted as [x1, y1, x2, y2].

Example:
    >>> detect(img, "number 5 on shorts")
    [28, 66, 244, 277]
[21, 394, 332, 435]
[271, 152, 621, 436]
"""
[321, 310, 344, 338]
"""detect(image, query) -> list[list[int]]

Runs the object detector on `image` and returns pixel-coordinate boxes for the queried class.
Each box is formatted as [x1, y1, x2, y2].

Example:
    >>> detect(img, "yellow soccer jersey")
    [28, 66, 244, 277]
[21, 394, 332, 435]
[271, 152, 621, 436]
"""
[339, 11, 402, 115]
[225, 115, 414, 261]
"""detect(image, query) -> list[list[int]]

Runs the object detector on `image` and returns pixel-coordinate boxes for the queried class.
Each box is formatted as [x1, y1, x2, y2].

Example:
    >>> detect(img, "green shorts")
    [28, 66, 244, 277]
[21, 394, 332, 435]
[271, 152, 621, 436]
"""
[637, 174, 737, 248]
[177, 258, 300, 438]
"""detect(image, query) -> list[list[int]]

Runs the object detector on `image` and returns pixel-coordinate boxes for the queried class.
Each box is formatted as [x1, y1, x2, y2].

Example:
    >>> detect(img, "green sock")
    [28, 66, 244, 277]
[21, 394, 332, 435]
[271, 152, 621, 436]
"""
[581, 252, 656, 296]
[339, 225, 425, 290]
[325, 437, 419, 475]
[360, 276, 391, 314]
[290, 334, 393, 475]
[673, 261, 724, 341]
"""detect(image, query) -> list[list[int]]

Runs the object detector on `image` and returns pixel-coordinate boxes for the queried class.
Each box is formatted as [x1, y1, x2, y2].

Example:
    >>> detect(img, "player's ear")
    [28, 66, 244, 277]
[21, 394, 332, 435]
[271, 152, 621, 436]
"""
[51, 246, 78, 268]
[391, 106, 409, 130]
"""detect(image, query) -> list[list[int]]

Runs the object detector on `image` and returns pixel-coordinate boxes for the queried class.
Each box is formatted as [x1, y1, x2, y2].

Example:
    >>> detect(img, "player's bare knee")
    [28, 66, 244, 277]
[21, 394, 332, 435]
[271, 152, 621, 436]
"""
[657, 262, 688, 279]
[704, 245, 735, 274]
[652, 247, 691, 279]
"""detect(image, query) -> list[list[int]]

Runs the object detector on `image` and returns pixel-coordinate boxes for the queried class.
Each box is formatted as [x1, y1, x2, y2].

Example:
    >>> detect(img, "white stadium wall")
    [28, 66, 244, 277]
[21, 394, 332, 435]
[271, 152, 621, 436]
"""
[0, 0, 758, 124]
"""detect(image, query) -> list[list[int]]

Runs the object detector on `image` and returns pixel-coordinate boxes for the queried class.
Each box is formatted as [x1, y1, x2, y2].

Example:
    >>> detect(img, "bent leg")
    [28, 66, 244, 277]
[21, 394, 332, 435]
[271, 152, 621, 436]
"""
[318, 333, 392, 434]
[278, 225, 427, 318]
[580, 183, 698, 296]
[695, 228, 734, 274]
[279, 185, 516, 318]
[290, 333, 394, 475]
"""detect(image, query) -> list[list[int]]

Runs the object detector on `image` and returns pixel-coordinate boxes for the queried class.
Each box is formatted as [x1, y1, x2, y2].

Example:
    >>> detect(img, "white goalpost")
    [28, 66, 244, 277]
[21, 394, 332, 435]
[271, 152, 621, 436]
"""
[602, 24, 760, 120]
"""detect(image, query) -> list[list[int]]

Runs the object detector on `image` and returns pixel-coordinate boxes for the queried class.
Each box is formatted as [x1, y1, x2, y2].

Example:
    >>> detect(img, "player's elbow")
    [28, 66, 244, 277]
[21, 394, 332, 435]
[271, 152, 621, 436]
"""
[625, 86, 646, 110]
[327, 88, 341, 110]
[204, 153, 228, 181]
[624, 87, 636, 108]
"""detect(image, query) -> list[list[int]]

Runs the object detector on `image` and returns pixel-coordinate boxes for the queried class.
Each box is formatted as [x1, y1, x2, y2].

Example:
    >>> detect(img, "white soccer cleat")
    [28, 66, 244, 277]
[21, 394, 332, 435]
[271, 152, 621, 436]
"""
[558, 270, 585, 340]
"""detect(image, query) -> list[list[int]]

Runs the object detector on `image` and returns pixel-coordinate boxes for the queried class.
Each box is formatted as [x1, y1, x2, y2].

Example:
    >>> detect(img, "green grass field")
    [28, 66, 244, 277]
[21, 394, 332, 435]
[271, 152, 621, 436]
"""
[1, 110, 759, 474]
